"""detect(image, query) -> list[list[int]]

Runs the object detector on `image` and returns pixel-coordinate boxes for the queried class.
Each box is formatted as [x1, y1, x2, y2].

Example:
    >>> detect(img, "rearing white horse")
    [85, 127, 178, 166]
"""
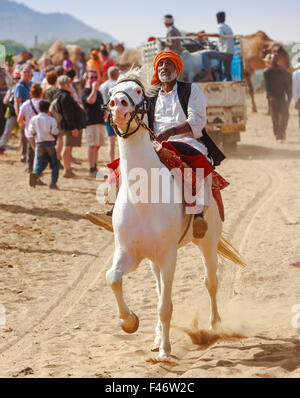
[105, 76, 244, 361]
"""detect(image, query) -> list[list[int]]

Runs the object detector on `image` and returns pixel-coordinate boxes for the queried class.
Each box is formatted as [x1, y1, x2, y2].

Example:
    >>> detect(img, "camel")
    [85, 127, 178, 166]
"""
[184, 30, 291, 112]
[39, 40, 83, 73]
[104, 75, 244, 361]
[113, 43, 142, 71]
[243, 31, 291, 112]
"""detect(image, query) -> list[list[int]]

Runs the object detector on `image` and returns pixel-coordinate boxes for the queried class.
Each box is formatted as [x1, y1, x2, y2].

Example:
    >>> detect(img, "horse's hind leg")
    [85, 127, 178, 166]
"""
[197, 236, 221, 330]
[150, 261, 162, 352]
[157, 249, 177, 360]
[106, 249, 140, 334]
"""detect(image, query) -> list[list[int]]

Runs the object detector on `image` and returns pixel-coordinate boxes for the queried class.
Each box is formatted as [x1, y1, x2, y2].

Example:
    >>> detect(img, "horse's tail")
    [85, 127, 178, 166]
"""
[218, 235, 246, 267]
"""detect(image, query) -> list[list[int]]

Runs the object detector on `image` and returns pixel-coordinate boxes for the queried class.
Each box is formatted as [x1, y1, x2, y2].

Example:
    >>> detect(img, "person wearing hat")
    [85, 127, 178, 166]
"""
[86, 50, 226, 239]
[163, 14, 183, 55]
[292, 57, 300, 136]
[86, 49, 104, 86]
[263, 53, 292, 142]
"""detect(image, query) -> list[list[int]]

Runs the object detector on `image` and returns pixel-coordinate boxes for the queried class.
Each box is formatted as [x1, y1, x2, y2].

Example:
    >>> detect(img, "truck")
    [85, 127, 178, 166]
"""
[141, 36, 247, 153]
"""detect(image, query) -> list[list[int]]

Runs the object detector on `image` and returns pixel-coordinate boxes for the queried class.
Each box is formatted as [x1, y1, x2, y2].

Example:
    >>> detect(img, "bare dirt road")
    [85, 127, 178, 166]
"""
[0, 93, 299, 378]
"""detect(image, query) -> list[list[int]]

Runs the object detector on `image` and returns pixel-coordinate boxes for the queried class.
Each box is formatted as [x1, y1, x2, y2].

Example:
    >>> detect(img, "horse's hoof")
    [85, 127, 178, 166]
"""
[120, 311, 139, 334]
[210, 316, 222, 331]
[157, 350, 176, 364]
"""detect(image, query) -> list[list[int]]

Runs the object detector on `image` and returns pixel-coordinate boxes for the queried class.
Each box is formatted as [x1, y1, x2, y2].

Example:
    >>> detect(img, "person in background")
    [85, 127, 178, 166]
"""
[14, 64, 33, 162]
[99, 66, 119, 162]
[292, 59, 300, 140]
[163, 14, 183, 55]
[0, 71, 21, 154]
[56, 75, 85, 178]
[86, 49, 103, 86]
[77, 52, 87, 84]
[18, 82, 43, 174]
[263, 53, 292, 142]
[82, 69, 106, 177]
[198, 11, 235, 81]
[0, 67, 10, 137]
[16, 50, 31, 67]
[30, 59, 44, 83]
[100, 48, 115, 82]
[43, 71, 63, 170]
[62, 50, 73, 72]
[43, 71, 58, 103]
[66, 69, 81, 106]
[28, 100, 60, 190]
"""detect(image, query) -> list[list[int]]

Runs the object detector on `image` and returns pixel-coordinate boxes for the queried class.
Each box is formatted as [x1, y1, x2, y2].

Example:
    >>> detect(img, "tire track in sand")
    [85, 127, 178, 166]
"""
[0, 235, 114, 362]
[218, 161, 284, 301]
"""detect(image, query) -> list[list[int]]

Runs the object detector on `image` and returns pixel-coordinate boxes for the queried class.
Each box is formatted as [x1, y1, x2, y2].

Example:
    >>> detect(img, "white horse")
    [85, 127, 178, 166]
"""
[105, 77, 244, 361]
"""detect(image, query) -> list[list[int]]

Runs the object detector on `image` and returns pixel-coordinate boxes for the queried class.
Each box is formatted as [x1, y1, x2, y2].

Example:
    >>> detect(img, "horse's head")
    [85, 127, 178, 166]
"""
[108, 78, 148, 138]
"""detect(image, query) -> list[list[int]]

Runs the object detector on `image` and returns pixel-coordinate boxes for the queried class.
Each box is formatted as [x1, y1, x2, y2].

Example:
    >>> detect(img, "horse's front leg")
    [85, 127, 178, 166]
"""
[157, 249, 177, 360]
[150, 261, 162, 352]
[106, 249, 140, 334]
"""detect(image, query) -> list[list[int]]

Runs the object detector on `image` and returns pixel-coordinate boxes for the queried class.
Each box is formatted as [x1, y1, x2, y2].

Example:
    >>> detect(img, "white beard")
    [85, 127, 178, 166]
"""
[158, 70, 178, 83]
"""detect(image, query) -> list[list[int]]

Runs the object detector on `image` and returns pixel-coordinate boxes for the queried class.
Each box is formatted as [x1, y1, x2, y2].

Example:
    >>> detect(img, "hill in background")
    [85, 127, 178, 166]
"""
[0, 0, 117, 47]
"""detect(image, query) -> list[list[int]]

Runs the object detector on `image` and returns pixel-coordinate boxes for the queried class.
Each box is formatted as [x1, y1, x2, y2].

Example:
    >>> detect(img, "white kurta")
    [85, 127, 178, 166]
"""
[153, 82, 212, 209]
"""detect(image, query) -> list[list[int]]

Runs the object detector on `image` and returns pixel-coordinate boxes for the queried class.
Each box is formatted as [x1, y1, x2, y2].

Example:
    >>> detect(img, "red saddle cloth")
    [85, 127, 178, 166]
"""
[107, 143, 229, 222]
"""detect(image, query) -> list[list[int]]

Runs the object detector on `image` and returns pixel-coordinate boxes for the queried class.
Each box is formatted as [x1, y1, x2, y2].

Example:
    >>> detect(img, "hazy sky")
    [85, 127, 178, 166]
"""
[15, 0, 300, 48]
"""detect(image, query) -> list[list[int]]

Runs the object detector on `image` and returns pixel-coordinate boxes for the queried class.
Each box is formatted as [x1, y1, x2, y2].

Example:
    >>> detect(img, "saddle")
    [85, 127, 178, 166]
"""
[105, 144, 229, 222]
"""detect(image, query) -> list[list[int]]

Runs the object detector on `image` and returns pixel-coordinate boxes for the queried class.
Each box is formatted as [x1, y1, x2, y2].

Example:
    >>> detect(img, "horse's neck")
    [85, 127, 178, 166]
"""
[118, 129, 163, 178]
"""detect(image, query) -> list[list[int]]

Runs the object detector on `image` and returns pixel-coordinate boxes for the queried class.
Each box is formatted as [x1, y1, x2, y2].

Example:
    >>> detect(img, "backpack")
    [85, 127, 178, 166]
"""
[49, 97, 62, 128]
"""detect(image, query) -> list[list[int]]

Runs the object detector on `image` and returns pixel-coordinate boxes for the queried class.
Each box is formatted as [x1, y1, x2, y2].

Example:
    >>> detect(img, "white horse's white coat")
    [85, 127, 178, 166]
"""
[106, 79, 223, 361]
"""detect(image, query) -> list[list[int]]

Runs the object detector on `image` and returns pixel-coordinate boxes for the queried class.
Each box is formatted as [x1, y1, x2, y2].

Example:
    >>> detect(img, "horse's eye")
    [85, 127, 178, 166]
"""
[110, 100, 115, 107]
[121, 99, 128, 107]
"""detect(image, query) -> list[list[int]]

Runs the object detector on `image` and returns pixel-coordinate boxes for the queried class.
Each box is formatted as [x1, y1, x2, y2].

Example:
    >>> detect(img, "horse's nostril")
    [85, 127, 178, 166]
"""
[121, 100, 128, 107]
[110, 100, 115, 108]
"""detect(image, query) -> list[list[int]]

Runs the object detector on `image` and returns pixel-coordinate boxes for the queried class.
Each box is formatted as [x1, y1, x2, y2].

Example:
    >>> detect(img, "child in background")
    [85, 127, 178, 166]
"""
[27, 100, 60, 190]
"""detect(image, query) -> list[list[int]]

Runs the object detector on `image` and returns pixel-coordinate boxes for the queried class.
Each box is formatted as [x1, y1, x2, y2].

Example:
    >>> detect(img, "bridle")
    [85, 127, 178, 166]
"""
[104, 78, 154, 140]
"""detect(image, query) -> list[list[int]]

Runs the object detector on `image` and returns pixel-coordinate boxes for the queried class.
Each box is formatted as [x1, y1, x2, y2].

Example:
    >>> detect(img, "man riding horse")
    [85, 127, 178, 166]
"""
[86, 50, 226, 239]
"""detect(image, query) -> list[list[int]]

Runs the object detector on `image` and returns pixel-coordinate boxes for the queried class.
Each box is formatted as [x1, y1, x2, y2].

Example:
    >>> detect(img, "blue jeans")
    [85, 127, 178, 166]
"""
[0, 116, 17, 148]
[34, 142, 59, 184]
[202, 51, 233, 81]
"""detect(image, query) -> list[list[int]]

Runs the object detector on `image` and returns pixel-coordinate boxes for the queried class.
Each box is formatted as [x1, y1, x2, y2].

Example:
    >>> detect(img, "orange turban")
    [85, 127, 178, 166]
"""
[151, 51, 184, 86]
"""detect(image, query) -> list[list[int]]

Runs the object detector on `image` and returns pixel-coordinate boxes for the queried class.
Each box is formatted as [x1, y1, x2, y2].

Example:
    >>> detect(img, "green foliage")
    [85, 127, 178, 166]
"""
[5, 53, 14, 67]
[0, 39, 27, 54]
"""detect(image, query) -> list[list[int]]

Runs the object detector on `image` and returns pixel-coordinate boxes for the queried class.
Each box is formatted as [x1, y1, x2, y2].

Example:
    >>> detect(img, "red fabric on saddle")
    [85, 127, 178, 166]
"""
[161, 141, 214, 178]
[107, 145, 229, 222]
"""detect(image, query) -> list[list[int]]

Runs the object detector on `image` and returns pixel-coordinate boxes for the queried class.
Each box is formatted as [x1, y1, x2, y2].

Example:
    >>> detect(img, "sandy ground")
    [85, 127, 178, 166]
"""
[0, 92, 300, 379]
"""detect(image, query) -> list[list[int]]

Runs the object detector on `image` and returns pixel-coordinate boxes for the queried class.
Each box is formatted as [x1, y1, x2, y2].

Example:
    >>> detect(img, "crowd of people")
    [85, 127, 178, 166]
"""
[0, 46, 120, 189]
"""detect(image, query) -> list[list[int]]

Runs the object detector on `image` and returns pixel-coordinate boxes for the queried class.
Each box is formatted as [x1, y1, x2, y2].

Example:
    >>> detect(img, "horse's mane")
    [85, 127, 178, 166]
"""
[117, 67, 153, 96]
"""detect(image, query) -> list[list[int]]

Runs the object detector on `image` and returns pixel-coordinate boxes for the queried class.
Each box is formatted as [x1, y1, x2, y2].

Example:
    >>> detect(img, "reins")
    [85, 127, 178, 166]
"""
[105, 78, 155, 141]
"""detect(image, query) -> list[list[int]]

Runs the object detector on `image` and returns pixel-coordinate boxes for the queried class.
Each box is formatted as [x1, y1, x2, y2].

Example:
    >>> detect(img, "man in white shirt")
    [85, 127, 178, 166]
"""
[292, 63, 300, 135]
[198, 11, 235, 81]
[86, 51, 227, 239]
[27, 100, 60, 189]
